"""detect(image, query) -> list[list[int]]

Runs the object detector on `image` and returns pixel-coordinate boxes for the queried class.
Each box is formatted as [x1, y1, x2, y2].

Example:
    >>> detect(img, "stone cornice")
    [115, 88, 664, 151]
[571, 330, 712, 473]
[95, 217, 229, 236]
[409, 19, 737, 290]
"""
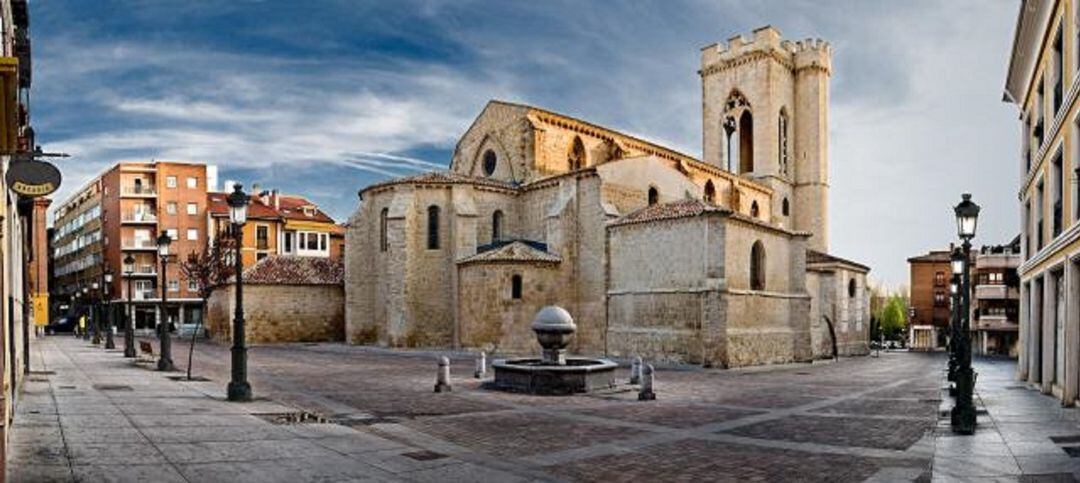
[699, 50, 794, 78]
[1018, 216, 1080, 275]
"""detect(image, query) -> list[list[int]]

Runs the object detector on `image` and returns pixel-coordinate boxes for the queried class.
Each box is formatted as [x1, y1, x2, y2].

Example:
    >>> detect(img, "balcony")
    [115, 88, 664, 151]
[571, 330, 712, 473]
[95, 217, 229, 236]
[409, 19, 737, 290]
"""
[124, 265, 157, 277]
[131, 290, 156, 301]
[121, 186, 157, 198]
[121, 212, 157, 224]
[122, 239, 157, 251]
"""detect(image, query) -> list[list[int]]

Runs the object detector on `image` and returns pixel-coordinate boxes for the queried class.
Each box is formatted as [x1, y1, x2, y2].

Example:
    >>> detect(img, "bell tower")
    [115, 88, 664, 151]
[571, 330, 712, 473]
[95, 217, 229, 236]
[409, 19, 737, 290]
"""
[700, 26, 832, 252]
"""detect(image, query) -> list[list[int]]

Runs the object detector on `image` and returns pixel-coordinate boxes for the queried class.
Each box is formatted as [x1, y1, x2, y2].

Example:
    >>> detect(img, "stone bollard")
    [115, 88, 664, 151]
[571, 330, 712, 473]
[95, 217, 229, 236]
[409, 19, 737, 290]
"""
[434, 356, 452, 393]
[474, 352, 486, 379]
[638, 364, 656, 401]
[630, 356, 642, 385]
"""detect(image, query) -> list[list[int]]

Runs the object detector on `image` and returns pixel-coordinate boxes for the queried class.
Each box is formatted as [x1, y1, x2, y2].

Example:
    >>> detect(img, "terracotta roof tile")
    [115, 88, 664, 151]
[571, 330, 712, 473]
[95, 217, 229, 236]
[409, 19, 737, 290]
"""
[207, 192, 281, 220]
[242, 255, 343, 285]
[611, 199, 730, 226]
[457, 240, 561, 265]
[277, 195, 336, 224]
[807, 249, 871, 271]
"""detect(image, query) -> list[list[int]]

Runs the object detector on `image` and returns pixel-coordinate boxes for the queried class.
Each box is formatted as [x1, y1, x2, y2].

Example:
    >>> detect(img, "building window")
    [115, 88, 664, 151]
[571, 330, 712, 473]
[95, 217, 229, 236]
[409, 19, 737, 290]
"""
[778, 109, 789, 175]
[1053, 151, 1063, 237]
[739, 110, 754, 174]
[569, 136, 585, 170]
[283, 231, 295, 254]
[1054, 26, 1064, 114]
[750, 201, 760, 219]
[1037, 181, 1045, 251]
[647, 187, 659, 206]
[934, 291, 947, 306]
[166, 228, 178, 241]
[427, 206, 440, 249]
[782, 198, 790, 216]
[704, 181, 716, 204]
[1035, 81, 1045, 149]
[848, 278, 856, 298]
[482, 149, 497, 177]
[168, 280, 179, 292]
[492, 210, 503, 242]
[750, 241, 765, 291]
[187, 229, 198, 241]
[379, 208, 388, 252]
[166, 176, 177, 188]
[511, 274, 522, 299]
[188, 280, 198, 291]
[166, 202, 177, 215]
[935, 271, 945, 286]
[256, 226, 269, 250]
[320, 233, 327, 251]
[306, 233, 318, 250]
[187, 177, 198, 189]
[186, 203, 197, 215]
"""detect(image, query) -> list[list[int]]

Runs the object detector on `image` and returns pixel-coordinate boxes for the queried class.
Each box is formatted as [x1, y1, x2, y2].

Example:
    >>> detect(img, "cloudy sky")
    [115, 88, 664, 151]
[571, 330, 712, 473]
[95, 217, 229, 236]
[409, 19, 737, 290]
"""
[33, 0, 1020, 287]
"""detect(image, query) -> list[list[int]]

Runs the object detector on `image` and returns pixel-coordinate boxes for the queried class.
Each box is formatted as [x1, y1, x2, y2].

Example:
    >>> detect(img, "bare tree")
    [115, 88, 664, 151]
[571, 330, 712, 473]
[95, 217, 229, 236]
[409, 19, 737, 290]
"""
[179, 229, 236, 380]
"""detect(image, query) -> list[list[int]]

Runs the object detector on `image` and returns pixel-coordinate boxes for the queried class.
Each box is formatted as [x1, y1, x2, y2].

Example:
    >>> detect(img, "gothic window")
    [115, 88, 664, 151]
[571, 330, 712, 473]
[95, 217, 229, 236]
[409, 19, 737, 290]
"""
[648, 186, 659, 206]
[848, 278, 857, 298]
[569, 136, 586, 170]
[482, 149, 497, 177]
[750, 201, 760, 218]
[778, 109, 789, 175]
[492, 210, 504, 243]
[379, 208, 389, 252]
[782, 198, 790, 216]
[739, 110, 754, 174]
[703, 180, 716, 204]
[427, 205, 440, 250]
[750, 241, 765, 291]
[511, 274, 522, 299]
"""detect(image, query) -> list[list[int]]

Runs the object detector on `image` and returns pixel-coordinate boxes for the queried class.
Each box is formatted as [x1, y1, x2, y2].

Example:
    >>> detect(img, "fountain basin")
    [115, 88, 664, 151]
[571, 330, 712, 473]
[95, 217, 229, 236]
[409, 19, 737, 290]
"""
[491, 357, 617, 395]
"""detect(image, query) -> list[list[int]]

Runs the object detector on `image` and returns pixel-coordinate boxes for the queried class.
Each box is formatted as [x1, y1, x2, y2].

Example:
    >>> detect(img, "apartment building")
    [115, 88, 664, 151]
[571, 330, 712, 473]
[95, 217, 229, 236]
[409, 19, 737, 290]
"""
[908, 249, 953, 350]
[1005, 0, 1080, 404]
[207, 185, 343, 266]
[51, 161, 218, 332]
[971, 238, 1022, 357]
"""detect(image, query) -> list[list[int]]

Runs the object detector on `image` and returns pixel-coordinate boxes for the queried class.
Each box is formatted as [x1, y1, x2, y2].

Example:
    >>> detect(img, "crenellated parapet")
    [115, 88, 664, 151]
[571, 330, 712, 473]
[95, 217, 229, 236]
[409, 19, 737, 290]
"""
[700, 26, 831, 77]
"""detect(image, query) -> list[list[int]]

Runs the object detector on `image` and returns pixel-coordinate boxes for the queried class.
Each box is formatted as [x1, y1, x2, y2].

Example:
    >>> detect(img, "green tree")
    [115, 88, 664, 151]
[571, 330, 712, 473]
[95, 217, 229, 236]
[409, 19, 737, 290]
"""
[879, 295, 907, 341]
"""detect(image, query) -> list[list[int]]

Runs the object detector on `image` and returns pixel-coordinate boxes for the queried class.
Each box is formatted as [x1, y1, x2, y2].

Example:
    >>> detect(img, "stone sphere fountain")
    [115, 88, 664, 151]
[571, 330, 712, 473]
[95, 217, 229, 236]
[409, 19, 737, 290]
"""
[491, 306, 617, 395]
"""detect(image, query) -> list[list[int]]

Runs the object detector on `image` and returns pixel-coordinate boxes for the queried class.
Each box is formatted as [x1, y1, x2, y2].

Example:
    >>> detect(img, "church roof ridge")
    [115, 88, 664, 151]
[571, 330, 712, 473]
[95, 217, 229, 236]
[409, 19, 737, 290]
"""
[456, 239, 562, 265]
[609, 198, 731, 227]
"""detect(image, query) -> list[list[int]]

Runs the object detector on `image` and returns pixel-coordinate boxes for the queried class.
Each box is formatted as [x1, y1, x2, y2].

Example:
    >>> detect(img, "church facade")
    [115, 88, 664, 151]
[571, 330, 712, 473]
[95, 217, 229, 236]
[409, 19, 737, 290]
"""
[344, 26, 870, 367]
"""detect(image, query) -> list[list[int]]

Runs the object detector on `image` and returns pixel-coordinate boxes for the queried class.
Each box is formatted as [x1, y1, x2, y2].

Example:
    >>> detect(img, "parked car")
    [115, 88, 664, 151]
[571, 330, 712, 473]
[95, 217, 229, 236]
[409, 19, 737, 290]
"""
[46, 316, 76, 335]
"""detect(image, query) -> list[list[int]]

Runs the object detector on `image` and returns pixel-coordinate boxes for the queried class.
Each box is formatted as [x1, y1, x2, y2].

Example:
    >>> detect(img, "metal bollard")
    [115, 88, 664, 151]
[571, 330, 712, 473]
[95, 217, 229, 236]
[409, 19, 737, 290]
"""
[630, 356, 642, 385]
[474, 351, 487, 379]
[638, 363, 656, 401]
[434, 356, 452, 393]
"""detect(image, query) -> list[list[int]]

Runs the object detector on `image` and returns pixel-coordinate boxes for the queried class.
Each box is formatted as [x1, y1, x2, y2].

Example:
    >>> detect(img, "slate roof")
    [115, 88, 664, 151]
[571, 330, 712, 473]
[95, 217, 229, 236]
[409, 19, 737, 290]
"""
[806, 249, 871, 272]
[241, 255, 344, 285]
[457, 240, 561, 265]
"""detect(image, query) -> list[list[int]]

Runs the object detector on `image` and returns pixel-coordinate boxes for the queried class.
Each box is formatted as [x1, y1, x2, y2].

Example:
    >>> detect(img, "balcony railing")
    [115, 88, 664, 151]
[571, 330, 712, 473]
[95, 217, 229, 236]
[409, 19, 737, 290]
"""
[122, 239, 156, 250]
[132, 290, 156, 301]
[125, 264, 157, 276]
[122, 212, 157, 223]
[121, 186, 157, 196]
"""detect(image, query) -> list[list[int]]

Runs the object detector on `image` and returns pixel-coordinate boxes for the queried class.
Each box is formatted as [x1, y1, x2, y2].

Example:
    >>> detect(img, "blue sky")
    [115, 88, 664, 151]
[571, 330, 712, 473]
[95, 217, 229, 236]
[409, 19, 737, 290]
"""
[34, 1, 1021, 287]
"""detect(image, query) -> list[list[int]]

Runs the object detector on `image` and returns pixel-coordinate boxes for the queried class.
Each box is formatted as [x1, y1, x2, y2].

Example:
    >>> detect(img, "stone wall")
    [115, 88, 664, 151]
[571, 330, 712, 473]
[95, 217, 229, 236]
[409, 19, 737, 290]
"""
[457, 262, 561, 353]
[207, 284, 344, 343]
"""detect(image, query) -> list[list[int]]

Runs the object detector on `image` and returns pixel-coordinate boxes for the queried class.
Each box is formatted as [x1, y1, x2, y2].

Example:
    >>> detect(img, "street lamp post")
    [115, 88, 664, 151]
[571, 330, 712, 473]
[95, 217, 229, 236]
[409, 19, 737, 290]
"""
[947, 248, 963, 388]
[81, 286, 89, 340]
[226, 183, 252, 402]
[156, 231, 175, 371]
[104, 271, 115, 350]
[951, 193, 980, 435]
[123, 254, 136, 358]
[90, 281, 101, 345]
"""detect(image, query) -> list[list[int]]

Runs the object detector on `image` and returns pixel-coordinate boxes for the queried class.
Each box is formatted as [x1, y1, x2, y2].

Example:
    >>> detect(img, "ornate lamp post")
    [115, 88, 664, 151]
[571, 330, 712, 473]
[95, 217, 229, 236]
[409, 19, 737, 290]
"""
[75, 289, 85, 339]
[156, 231, 175, 371]
[90, 281, 101, 345]
[104, 271, 115, 349]
[123, 254, 136, 358]
[947, 248, 963, 387]
[226, 183, 252, 402]
[951, 193, 980, 435]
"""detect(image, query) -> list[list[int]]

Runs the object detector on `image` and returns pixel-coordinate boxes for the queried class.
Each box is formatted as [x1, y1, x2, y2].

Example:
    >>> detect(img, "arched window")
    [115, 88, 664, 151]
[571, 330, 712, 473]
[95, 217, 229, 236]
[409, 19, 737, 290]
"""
[511, 274, 523, 299]
[427, 205, 440, 250]
[724, 117, 737, 172]
[703, 180, 716, 204]
[569, 136, 586, 171]
[750, 241, 765, 291]
[750, 201, 760, 218]
[482, 149, 497, 177]
[379, 208, 389, 252]
[648, 187, 659, 206]
[782, 198, 790, 216]
[492, 210, 503, 242]
[778, 109, 789, 175]
[739, 110, 754, 174]
[848, 278, 857, 298]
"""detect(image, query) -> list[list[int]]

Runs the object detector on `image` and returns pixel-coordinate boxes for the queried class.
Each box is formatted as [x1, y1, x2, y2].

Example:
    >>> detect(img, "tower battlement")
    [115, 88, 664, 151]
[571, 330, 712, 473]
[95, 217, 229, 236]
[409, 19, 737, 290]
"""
[701, 26, 831, 75]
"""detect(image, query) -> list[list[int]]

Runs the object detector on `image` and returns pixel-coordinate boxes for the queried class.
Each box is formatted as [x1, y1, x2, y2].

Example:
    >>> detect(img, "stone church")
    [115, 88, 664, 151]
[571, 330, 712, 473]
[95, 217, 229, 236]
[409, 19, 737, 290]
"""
[345, 26, 871, 367]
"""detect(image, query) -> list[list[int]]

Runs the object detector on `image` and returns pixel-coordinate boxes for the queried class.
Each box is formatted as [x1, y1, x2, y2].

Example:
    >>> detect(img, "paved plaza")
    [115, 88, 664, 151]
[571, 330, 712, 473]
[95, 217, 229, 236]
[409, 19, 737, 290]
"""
[14, 336, 1080, 481]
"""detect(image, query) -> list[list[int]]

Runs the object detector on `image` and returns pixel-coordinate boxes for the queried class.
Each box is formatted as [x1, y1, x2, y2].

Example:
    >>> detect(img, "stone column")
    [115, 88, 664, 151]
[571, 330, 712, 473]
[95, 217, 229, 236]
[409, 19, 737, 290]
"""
[1042, 275, 1054, 394]
[1063, 262, 1079, 405]
[1018, 282, 1029, 380]
[1030, 278, 1042, 385]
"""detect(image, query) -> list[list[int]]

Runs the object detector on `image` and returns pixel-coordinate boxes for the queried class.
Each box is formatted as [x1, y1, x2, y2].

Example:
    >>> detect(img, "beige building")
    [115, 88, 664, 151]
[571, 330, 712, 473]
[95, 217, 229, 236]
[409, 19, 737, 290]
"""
[346, 26, 871, 367]
[1005, 0, 1080, 404]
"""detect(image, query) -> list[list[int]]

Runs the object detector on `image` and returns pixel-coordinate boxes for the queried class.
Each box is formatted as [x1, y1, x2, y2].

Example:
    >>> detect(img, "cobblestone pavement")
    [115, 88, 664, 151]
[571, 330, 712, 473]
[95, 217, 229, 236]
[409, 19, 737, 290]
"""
[10, 336, 948, 482]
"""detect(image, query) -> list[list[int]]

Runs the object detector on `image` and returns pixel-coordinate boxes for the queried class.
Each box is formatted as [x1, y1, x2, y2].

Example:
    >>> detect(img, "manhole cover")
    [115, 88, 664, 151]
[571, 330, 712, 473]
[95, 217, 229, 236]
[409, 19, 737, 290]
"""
[92, 384, 133, 391]
[402, 451, 447, 461]
[253, 412, 328, 425]
[1050, 435, 1080, 445]
[167, 376, 212, 382]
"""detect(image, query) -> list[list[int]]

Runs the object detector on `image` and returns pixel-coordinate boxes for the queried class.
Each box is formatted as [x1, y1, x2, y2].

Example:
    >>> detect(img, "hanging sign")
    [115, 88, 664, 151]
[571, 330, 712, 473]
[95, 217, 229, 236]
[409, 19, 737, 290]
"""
[6, 159, 61, 197]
